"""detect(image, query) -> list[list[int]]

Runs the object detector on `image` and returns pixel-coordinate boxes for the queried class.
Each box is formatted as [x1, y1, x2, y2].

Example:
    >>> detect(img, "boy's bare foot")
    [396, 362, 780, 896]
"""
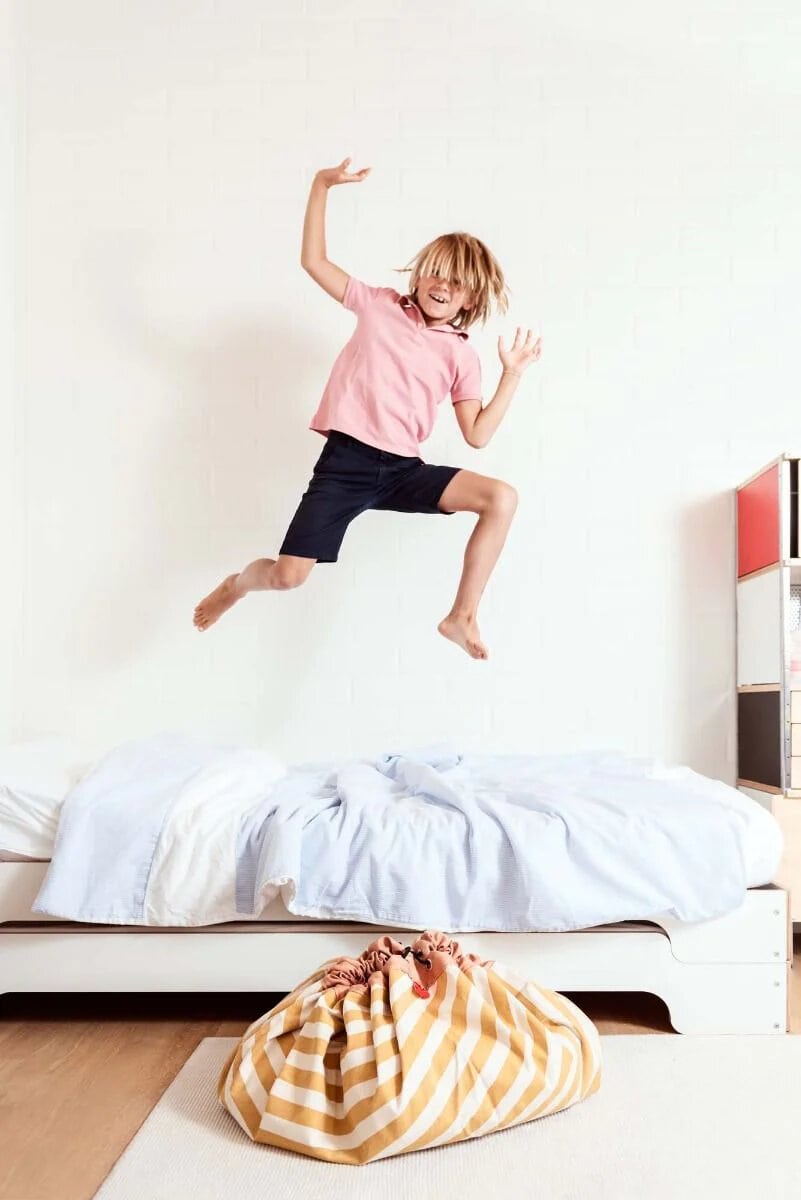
[437, 613, 488, 660]
[193, 574, 242, 631]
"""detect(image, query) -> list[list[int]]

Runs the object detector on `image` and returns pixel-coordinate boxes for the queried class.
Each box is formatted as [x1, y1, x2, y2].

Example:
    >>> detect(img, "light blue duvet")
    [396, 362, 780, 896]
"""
[32, 733, 782, 930]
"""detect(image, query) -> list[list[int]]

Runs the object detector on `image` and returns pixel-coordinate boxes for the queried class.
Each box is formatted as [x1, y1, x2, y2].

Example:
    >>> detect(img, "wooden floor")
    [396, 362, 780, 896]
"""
[0, 935, 797, 1200]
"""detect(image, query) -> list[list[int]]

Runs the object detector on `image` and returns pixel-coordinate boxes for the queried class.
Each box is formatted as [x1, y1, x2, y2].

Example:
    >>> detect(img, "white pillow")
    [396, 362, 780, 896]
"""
[0, 736, 94, 860]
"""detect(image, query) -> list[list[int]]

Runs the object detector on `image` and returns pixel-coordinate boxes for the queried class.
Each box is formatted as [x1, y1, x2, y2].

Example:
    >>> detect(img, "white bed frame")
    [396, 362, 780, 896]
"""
[0, 862, 791, 1034]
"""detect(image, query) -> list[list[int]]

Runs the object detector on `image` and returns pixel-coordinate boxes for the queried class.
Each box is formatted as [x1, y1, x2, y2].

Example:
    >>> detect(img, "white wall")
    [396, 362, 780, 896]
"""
[1, 3, 22, 737]
[8, 1, 801, 778]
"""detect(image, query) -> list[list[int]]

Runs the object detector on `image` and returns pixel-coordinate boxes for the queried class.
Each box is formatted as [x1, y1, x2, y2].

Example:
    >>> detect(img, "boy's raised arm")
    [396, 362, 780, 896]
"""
[453, 329, 542, 448]
[300, 157, 371, 303]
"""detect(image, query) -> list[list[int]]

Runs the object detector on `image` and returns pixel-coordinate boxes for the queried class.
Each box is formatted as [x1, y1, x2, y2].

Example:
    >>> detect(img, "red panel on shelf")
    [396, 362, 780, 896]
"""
[737, 464, 780, 578]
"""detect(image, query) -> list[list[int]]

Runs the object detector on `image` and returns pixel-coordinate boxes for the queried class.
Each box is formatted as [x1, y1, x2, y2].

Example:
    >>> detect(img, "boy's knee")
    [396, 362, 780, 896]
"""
[491, 481, 518, 519]
[273, 562, 311, 590]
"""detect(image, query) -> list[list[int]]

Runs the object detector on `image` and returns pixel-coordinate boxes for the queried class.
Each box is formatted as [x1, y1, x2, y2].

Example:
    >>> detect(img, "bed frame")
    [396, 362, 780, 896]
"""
[0, 862, 791, 1034]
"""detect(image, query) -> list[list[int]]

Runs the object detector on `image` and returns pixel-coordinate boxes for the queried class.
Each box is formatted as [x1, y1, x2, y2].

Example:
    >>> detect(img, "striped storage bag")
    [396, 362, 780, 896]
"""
[218, 930, 601, 1165]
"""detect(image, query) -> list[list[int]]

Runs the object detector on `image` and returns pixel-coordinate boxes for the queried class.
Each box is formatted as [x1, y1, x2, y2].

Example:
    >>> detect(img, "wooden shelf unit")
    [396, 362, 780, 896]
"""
[736, 453, 801, 919]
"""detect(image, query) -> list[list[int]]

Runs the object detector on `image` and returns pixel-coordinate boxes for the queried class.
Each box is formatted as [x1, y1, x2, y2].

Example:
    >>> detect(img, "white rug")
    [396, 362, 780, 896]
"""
[93, 1035, 801, 1200]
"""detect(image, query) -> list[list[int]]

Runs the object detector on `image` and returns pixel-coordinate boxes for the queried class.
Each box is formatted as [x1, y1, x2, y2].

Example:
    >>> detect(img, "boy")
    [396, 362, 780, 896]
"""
[194, 157, 541, 659]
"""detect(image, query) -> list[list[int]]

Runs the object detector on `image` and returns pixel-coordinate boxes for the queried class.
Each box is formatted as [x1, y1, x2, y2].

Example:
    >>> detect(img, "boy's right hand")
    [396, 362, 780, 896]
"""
[315, 157, 371, 188]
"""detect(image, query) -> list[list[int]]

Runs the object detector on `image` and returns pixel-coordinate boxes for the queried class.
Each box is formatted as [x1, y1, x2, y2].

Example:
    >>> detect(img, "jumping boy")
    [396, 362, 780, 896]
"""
[193, 157, 541, 659]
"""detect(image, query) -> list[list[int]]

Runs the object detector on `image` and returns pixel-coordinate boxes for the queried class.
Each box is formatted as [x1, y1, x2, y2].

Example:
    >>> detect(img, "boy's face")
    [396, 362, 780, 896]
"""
[415, 272, 474, 326]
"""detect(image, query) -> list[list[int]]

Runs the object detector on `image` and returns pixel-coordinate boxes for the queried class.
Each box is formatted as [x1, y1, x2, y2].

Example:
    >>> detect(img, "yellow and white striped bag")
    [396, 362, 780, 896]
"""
[218, 931, 601, 1165]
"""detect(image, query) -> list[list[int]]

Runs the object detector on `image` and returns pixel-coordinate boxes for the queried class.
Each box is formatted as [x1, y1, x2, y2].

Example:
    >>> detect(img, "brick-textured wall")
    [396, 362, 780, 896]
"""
[7, 1, 801, 778]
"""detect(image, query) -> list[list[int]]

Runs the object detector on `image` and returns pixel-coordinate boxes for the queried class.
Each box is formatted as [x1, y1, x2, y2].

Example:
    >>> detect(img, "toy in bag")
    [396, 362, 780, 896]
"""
[218, 930, 601, 1165]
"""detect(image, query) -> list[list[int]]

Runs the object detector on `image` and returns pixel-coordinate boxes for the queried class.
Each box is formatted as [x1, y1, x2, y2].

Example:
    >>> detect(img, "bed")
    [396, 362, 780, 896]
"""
[0, 860, 790, 1035]
[0, 738, 791, 1034]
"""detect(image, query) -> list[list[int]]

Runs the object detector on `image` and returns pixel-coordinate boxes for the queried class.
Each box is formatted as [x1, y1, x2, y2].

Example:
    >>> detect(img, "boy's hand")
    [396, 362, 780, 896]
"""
[498, 328, 542, 375]
[315, 157, 371, 188]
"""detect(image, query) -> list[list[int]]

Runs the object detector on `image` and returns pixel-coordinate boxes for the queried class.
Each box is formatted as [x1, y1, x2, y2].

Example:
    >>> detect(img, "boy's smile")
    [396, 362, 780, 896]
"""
[415, 274, 473, 327]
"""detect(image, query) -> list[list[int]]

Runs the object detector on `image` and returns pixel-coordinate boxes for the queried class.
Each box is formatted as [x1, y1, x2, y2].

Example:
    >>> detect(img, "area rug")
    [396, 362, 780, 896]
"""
[93, 1035, 800, 1199]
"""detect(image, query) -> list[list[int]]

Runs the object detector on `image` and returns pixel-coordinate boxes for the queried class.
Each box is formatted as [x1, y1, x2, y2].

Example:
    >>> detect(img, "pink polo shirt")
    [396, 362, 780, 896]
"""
[309, 276, 482, 457]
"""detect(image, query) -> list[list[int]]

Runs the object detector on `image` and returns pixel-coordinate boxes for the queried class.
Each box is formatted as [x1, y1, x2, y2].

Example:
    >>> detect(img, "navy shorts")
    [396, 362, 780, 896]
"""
[279, 431, 463, 563]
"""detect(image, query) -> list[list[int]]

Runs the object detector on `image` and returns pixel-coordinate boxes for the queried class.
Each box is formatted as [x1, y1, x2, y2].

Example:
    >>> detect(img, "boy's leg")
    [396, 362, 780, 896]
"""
[435, 470, 518, 660]
[193, 555, 315, 631]
[235, 555, 316, 594]
[194, 434, 375, 632]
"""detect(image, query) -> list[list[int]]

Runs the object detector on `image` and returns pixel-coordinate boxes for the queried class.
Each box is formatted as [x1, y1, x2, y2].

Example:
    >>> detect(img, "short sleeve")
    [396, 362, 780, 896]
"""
[342, 276, 397, 315]
[451, 346, 482, 403]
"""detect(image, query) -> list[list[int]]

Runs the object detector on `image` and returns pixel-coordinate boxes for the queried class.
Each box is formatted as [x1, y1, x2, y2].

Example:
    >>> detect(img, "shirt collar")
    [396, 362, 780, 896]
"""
[399, 293, 469, 339]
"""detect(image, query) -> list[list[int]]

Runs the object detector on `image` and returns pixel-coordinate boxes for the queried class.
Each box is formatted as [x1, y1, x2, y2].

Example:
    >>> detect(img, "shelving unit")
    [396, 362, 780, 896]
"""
[736, 453, 801, 921]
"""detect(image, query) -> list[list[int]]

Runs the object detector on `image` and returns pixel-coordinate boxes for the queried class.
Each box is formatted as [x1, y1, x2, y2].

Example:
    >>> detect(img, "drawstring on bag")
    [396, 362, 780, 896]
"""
[402, 945, 433, 969]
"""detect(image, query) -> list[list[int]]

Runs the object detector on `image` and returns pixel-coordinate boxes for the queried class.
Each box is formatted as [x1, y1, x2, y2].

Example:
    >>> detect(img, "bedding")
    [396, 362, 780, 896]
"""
[29, 734, 783, 931]
[0, 736, 94, 859]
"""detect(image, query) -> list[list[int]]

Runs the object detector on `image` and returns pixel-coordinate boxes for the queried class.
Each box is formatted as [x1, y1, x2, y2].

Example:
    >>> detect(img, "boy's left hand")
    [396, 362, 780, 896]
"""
[498, 328, 542, 375]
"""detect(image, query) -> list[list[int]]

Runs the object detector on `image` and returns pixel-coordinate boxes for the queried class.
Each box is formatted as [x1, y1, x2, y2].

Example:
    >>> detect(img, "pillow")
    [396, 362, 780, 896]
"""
[0, 737, 95, 860]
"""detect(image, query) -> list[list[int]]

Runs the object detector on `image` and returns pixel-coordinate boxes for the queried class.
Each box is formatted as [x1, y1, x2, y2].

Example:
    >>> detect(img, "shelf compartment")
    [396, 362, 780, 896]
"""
[737, 687, 783, 791]
[736, 570, 783, 686]
[737, 463, 780, 578]
[736, 456, 801, 579]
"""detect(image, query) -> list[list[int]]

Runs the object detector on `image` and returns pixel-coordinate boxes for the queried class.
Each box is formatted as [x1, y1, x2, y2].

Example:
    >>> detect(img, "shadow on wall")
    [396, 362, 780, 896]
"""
[673, 489, 735, 782]
[72, 244, 341, 701]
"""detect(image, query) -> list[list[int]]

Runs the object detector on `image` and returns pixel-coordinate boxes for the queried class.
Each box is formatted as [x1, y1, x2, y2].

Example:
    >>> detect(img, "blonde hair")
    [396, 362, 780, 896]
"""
[395, 232, 509, 331]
